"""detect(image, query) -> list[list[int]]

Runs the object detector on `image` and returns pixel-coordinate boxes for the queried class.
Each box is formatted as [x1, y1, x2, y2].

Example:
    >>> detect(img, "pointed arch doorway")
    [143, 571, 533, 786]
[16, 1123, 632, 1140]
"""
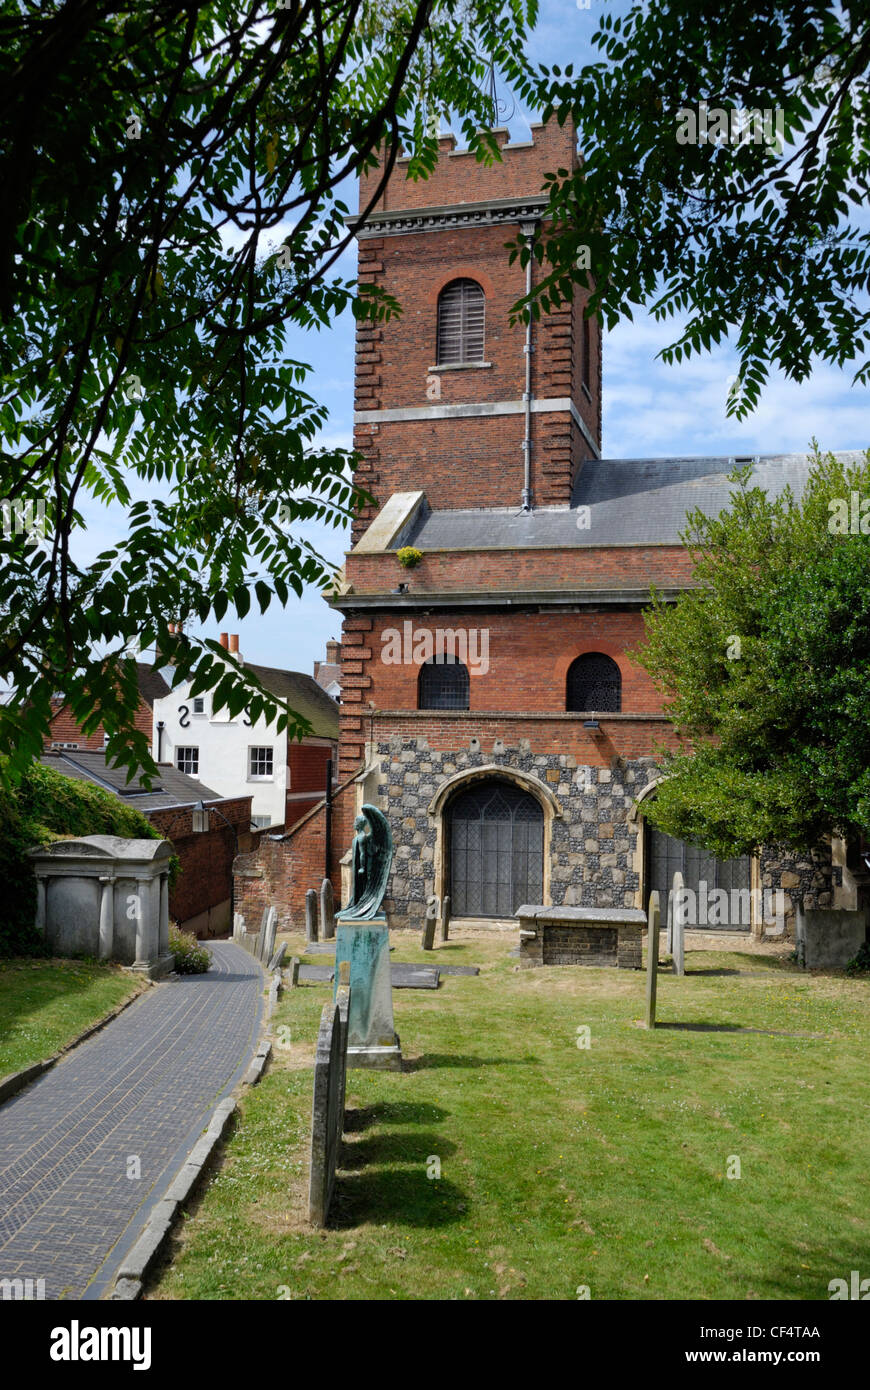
[448, 779, 544, 918]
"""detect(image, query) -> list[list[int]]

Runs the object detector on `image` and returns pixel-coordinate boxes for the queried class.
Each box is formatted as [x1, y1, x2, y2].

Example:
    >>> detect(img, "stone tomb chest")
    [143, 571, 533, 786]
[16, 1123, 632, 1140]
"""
[516, 904, 644, 970]
[27, 835, 174, 977]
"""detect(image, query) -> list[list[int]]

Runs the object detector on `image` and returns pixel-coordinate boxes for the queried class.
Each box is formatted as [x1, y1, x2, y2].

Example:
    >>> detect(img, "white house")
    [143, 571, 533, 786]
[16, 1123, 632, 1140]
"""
[152, 634, 339, 829]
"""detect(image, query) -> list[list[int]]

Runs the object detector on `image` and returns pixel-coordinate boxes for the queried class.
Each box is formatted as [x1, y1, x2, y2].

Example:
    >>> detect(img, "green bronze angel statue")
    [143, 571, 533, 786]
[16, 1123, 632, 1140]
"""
[336, 803, 393, 921]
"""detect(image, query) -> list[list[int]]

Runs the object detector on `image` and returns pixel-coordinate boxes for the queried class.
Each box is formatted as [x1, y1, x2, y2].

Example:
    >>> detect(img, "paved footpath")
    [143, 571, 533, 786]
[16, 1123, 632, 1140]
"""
[0, 941, 263, 1299]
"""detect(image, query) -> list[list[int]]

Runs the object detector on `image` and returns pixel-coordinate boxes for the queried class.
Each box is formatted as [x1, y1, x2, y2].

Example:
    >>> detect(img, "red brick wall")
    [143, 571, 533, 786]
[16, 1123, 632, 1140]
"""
[349, 611, 661, 713]
[335, 609, 674, 778]
[345, 545, 696, 595]
[235, 778, 358, 931]
[359, 120, 579, 215]
[149, 797, 255, 933]
[352, 116, 601, 534]
[288, 741, 335, 794]
[46, 696, 153, 748]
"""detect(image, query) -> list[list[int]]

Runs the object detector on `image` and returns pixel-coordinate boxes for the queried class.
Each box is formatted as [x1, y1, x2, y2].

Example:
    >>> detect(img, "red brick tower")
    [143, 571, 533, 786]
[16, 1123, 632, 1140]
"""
[351, 117, 601, 537]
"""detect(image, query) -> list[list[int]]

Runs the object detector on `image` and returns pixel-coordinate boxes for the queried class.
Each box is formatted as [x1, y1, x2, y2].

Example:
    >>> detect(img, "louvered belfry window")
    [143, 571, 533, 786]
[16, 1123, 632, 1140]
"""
[566, 653, 622, 712]
[436, 278, 485, 365]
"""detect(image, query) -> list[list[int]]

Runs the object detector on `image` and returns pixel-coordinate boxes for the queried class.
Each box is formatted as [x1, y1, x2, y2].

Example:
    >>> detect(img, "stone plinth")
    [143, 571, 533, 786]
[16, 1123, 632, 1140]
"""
[333, 918, 402, 1069]
[27, 836, 174, 978]
[796, 905, 868, 968]
[516, 904, 644, 970]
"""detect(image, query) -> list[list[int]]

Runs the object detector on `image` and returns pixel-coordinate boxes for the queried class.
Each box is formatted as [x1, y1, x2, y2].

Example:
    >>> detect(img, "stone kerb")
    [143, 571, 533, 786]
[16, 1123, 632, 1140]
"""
[308, 980, 351, 1228]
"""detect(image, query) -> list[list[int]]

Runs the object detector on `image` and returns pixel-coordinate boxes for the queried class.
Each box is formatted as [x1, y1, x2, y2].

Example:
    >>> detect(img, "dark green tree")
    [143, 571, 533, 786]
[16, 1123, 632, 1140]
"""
[631, 448, 870, 858]
[0, 0, 536, 783]
[514, 1, 870, 417]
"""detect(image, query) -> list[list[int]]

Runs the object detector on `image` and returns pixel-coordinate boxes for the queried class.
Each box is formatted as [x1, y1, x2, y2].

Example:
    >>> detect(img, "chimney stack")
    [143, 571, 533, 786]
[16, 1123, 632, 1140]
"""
[219, 632, 229, 649]
[326, 638, 340, 664]
[229, 634, 239, 653]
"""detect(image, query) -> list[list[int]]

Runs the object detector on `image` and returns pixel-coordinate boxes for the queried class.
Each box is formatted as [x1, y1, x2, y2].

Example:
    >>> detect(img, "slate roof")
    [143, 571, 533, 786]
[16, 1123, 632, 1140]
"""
[40, 750, 223, 813]
[406, 452, 866, 550]
[245, 664, 339, 740]
[134, 663, 170, 706]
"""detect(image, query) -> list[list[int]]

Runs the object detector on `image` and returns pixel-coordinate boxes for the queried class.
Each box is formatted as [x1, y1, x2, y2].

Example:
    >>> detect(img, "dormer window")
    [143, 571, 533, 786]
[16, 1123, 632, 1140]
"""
[436, 278, 485, 365]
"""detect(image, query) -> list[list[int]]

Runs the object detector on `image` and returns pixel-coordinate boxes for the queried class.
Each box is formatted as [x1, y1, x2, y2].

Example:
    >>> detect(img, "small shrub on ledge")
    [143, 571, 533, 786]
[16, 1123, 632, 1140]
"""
[396, 546, 423, 569]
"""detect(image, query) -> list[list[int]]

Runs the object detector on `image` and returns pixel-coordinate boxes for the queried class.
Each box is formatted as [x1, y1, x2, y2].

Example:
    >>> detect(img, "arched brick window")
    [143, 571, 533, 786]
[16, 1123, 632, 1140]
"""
[566, 652, 621, 712]
[419, 655, 470, 710]
[436, 278, 485, 365]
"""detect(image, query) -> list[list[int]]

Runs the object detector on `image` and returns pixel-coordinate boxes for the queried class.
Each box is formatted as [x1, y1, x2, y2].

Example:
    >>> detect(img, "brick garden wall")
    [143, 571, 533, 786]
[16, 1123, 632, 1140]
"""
[149, 796, 258, 936]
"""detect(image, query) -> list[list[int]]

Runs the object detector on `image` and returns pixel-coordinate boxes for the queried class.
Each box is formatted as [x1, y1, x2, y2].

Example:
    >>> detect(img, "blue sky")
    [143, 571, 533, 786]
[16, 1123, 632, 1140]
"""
[127, 0, 870, 675]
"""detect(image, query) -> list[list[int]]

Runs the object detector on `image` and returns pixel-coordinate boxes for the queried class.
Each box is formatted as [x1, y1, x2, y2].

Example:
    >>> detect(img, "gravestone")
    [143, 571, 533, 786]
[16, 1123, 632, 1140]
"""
[260, 906, 278, 964]
[644, 891, 661, 1030]
[421, 895, 438, 951]
[288, 956, 301, 987]
[305, 888, 319, 944]
[232, 912, 245, 942]
[671, 872, 686, 977]
[440, 894, 451, 943]
[320, 878, 335, 941]
[308, 991, 350, 1228]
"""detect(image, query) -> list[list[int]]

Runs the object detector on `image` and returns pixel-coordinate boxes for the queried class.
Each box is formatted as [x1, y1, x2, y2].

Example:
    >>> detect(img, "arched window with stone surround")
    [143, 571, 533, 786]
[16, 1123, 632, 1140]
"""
[436, 278, 485, 365]
[418, 655, 470, 710]
[566, 652, 621, 712]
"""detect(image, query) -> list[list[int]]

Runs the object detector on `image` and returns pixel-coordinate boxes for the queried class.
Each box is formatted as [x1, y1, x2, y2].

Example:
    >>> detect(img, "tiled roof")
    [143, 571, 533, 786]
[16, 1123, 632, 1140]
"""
[135, 663, 170, 706]
[40, 750, 223, 813]
[245, 664, 339, 740]
[406, 452, 866, 550]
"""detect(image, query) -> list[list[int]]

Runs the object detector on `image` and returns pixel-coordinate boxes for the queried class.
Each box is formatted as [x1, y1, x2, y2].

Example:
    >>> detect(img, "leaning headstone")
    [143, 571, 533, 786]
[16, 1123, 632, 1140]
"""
[260, 906, 278, 964]
[440, 895, 451, 943]
[421, 895, 438, 951]
[232, 912, 245, 942]
[305, 888, 319, 944]
[308, 988, 350, 1228]
[268, 941, 286, 972]
[644, 891, 661, 1030]
[320, 878, 335, 941]
[287, 956, 301, 988]
[671, 871, 686, 977]
[666, 870, 684, 954]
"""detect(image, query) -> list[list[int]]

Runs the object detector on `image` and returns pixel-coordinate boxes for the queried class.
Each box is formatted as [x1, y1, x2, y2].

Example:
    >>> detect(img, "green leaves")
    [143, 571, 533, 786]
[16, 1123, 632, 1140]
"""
[515, 1, 870, 416]
[0, 0, 536, 781]
[632, 447, 870, 856]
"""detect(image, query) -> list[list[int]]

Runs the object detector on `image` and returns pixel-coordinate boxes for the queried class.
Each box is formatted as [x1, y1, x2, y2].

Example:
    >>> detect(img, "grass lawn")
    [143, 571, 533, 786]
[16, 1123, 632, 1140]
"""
[149, 930, 870, 1301]
[0, 956, 143, 1081]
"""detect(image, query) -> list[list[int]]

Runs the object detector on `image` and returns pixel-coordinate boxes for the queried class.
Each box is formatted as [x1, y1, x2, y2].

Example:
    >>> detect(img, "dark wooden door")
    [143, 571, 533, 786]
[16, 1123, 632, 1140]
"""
[449, 781, 544, 918]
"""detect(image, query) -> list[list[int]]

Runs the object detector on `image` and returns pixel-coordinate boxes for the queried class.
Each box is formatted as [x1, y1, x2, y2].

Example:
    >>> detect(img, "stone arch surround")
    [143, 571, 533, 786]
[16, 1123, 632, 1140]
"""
[374, 736, 661, 929]
[429, 763, 562, 915]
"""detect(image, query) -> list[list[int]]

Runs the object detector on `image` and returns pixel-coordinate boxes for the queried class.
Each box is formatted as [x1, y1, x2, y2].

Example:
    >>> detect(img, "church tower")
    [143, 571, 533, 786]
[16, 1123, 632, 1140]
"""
[350, 116, 601, 538]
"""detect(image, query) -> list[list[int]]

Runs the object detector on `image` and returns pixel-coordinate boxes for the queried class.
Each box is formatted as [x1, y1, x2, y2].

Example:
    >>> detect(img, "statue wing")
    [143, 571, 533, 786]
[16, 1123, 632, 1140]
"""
[359, 803, 393, 919]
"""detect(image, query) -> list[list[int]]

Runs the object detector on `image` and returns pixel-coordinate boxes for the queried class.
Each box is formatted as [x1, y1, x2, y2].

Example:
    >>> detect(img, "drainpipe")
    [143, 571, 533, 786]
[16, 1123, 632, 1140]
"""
[156, 720, 164, 761]
[519, 219, 538, 513]
[324, 757, 333, 882]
